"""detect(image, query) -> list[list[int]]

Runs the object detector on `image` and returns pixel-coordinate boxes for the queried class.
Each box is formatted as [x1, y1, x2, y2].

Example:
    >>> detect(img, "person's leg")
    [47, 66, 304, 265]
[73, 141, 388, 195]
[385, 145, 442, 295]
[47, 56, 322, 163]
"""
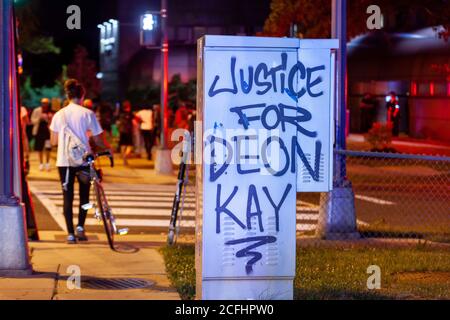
[148, 130, 154, 159]
[141, 130, 151, 160]
[38, 151, 43, 165]
[121, 145, 128, 166]
[44, 148, 51, 171]
[58, 167, 76, 236]
[77, 168, 91, 230]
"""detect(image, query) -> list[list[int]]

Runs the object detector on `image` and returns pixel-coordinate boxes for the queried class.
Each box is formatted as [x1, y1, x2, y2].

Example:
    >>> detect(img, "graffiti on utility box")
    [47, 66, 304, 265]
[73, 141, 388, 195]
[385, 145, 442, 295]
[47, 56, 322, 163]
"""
[197, 36, 336, 299]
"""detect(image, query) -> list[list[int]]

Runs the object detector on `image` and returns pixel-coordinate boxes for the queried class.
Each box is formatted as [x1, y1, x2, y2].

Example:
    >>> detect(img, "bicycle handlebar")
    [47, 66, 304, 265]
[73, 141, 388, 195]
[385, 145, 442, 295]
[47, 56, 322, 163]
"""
[84, 151, 114, 168]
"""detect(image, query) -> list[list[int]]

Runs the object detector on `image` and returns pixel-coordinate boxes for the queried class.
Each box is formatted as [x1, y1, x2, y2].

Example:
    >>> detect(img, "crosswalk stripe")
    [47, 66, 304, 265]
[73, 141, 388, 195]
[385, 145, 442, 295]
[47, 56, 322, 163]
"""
[29, 181, 320, 234]
[85, 218, 196, 228]
[61, 207, 318, 221]
[52, 200, 197, 209]
[48, 198, 318, 210]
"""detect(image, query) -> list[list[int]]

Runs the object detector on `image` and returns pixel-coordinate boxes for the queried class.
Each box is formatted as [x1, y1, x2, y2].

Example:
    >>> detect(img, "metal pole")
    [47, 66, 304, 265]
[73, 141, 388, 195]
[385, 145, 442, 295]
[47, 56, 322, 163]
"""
[316, 0, 359, 240]
[160, 0, 168, 149]
[0, 0, 31, 275]
[155, 0, 173, 174]
[332, 0, 347, 184]
[0, 0, 18, 205]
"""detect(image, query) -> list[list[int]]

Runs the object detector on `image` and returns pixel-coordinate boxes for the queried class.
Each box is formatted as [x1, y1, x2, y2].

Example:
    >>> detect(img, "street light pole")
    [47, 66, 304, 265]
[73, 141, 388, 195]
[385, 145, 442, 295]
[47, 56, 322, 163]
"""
[0, 0, 31, 275]
[333, 0, 347, 183]
[155, 0, 173, 174]
[160, 0, 168, 150]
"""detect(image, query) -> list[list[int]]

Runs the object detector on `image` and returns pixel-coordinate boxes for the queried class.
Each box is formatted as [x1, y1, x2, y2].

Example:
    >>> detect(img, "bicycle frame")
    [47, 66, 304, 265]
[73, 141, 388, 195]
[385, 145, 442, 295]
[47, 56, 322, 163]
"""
[82, 152, 128, 250]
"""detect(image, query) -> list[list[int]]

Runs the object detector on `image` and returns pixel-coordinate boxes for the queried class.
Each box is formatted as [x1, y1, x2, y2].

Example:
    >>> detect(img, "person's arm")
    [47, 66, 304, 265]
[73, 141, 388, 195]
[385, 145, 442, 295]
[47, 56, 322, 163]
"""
[50, 130, 58, 146]
[30, 108, 40, 125]
[88, 111, 112, 153]
[91, 132, 112, 153]
[49, 113, 59, 146]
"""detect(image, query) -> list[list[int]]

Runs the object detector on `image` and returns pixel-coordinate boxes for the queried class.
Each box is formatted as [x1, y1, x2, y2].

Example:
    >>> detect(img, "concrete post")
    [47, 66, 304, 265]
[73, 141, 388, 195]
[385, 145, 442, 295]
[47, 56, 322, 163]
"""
[317, 0, 359, 240]
[0, 0, 32, 276]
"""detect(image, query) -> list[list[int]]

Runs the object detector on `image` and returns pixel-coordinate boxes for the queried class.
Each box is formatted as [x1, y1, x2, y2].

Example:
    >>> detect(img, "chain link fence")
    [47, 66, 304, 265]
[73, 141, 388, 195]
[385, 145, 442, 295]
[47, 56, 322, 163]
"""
[294, 150, 450, 244]
[176, 149, 450, 244]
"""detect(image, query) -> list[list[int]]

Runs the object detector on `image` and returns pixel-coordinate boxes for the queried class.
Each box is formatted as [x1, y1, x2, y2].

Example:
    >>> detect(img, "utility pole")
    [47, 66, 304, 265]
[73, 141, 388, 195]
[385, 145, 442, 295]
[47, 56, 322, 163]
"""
[0, 0, 32, 275]
[316, 0, 359, 240]
[154, 0, 173, 174]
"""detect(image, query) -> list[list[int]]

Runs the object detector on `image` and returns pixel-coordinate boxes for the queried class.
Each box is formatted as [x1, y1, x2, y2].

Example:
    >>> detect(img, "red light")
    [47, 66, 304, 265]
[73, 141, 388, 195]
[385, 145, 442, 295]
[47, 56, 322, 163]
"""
[429, 82, 434, 96]
[447, 82, 450, 96]
[411, 82, 417, 96]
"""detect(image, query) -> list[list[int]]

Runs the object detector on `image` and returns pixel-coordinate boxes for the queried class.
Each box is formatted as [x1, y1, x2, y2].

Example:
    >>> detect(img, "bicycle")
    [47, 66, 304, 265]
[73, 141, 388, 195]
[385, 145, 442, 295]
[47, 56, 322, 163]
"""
[168, 131, 192, 245]
[81, 151, 128, 250]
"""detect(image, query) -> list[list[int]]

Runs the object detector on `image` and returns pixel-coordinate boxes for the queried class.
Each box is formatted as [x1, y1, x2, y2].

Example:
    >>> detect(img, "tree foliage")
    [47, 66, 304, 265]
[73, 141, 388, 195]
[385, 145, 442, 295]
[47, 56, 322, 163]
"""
[261, 0, 450, 40]
[15, 1, 60, 55]
[21, 76, 62, 108]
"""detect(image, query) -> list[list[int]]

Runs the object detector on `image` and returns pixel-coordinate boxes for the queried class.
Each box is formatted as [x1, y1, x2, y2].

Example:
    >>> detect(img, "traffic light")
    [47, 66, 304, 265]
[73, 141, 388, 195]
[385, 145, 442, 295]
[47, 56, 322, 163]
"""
[140, 13, 161, 48]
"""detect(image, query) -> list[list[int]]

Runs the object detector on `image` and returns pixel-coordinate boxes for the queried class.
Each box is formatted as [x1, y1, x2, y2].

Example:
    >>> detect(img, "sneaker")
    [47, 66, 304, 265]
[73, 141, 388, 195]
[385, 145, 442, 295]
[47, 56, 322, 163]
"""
[67, 234, 77, 244]
[39, 164, 44, 171]
[76, 226, 88, 241]
[45, 163, 51, 171]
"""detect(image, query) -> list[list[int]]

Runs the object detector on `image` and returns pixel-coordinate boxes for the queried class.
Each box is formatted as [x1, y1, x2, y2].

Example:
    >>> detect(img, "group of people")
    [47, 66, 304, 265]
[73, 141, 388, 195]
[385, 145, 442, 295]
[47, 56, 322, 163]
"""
[21, 78, 196, 243]
[23, 97, 179, 169]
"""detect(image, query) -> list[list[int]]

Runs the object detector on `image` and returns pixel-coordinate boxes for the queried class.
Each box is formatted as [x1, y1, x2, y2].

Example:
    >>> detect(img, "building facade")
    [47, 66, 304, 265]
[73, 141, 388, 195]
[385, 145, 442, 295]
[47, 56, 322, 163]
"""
[348, 28, 450, 142]
[98, 0, 270, 105]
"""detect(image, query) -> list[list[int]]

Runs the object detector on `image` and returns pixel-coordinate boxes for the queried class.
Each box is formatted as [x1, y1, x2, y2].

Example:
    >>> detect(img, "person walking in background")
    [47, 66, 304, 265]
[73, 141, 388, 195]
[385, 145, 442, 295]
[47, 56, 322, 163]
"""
[50, 79, 111, 244]
[136, 106, 154, 160]
[83, 99, 94, 110]
[174, 102, 189, 130]
[31, 97, 53, 171]
[98, 102, 114, 144]
[117, 100, 135, 166]
[386, 91, 400, 136]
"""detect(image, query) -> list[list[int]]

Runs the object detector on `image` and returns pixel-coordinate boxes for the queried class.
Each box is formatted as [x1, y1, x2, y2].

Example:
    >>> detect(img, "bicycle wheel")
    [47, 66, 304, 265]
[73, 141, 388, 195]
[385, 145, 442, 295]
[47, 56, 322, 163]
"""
[94, 182, 115, 250]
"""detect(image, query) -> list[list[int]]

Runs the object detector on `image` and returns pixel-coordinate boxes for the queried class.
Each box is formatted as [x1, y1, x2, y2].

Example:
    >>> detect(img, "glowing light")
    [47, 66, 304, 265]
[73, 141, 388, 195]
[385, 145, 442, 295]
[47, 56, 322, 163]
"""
[411, 82, 417, 96]
[96, 72, 103, 79]
[385, 95, 391, 102]
[430, 82, 435, 96]
[142, 14, 156, 31]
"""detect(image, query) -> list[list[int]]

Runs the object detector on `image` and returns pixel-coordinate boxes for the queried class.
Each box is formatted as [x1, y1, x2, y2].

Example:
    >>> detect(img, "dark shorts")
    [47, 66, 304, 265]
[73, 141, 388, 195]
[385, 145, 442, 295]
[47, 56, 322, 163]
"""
[119, 133, 133, 146]
[34, 137, 51, 151]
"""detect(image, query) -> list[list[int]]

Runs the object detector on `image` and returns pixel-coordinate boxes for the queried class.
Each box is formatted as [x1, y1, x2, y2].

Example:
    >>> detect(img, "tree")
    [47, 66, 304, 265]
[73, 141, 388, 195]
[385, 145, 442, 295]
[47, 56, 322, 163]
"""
[15, 0, 60, 55]
[67, 46, 100, 99]
[260, 0, 450, 40]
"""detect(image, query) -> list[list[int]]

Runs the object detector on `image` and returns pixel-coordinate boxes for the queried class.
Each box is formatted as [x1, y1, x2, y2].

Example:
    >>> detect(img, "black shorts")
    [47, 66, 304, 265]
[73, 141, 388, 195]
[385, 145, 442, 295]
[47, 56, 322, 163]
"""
[119, 133, 133, 146]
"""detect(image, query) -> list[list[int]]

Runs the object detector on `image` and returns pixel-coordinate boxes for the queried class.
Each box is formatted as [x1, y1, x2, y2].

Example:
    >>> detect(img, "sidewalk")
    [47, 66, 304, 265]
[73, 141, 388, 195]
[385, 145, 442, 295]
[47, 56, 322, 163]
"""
[347, 133, 450, 156]
[26, 151, 179, 185]
[0, 231, 180, 300]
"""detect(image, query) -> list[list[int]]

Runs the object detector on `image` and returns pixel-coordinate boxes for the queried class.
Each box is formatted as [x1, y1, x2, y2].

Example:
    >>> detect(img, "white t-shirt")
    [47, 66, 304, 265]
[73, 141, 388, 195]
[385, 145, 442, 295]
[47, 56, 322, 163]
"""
[49, 103, 103, 167]
[136, 109, 153, 130]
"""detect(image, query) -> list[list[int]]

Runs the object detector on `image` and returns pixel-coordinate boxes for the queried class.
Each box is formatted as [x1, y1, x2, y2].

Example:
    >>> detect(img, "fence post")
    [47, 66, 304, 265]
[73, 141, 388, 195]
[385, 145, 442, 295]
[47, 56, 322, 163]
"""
[316, 0, 359, 239]
[0, 0, 32, 276]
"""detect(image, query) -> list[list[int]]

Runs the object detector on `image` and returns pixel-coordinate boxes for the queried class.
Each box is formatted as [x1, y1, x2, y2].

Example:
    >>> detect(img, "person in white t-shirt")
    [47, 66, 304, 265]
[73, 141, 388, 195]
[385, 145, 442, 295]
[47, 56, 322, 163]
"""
[135, 106, 154, 160]
[50, 79, 111, 244]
